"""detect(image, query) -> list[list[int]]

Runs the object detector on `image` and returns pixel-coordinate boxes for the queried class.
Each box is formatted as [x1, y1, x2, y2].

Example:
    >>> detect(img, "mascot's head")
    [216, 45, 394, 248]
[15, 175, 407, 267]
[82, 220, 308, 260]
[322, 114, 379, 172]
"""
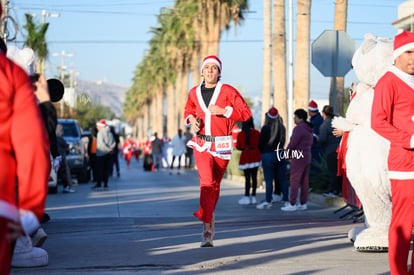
[352, 33, 394, 87]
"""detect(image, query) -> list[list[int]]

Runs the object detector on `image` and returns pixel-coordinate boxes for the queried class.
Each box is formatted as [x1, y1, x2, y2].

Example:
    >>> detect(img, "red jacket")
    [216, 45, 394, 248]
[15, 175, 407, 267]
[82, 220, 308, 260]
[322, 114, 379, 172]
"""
[0, 54, 50, 222]
[372, 68, 414, 179]
[236, 129, 261, 169]
[184, 82, 251, 159]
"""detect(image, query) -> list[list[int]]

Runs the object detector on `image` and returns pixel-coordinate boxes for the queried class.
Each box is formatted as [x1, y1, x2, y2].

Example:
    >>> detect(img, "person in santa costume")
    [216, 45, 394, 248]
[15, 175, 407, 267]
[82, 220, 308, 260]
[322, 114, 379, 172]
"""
[371, 31, 414, 275]
[123, 134, 134, 168]
[0, 12, 51, 273]
[184, 55, 251, 247]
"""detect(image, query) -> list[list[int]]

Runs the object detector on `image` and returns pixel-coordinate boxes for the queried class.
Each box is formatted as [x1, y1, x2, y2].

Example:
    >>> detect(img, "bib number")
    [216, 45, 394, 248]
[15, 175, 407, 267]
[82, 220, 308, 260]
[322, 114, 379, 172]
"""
[214, 136, 232, 154]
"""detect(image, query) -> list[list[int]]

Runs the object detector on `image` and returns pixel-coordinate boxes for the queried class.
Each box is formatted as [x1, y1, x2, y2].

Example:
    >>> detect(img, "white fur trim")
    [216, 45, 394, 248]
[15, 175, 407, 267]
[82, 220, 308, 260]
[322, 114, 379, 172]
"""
[308, 106, 318, 112]
[184, 115, 194, 126]
[239, 161, 261, 170]
[224, 106, 233, 118]
[394, 42, 414, 60]
[411, 134, 414, 149]
[388, 170, 414, 180]
[201, 58, 221, 72]
[0, 200, 19, 222]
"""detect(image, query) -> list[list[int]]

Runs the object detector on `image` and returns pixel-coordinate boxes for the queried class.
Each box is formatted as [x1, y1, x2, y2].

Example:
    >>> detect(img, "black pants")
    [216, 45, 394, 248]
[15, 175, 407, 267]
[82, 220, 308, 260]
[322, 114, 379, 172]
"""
[96, 154, 111, 187]
[244, 167, 258, 196]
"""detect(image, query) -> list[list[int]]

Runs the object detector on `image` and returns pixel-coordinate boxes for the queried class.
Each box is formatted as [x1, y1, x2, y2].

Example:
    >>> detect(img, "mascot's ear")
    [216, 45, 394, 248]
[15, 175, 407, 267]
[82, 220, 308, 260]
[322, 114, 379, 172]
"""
[6, 45, 35, 72]
[361, 33, 377, 55]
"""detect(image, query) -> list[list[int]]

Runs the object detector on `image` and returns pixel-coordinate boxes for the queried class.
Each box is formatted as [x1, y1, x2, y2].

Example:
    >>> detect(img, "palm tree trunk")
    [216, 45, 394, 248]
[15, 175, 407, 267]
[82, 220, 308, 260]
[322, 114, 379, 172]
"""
[261, 0, 272, 124]
[166, 83, 175, 139]
[273, 0, 288, 128]
[331, 0, 348, 116]
[294, 0, 311, 111]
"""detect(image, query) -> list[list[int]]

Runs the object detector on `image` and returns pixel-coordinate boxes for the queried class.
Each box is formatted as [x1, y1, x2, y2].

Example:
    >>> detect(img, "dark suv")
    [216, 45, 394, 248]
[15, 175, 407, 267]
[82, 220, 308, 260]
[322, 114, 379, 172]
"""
[57, 119, 90, 183]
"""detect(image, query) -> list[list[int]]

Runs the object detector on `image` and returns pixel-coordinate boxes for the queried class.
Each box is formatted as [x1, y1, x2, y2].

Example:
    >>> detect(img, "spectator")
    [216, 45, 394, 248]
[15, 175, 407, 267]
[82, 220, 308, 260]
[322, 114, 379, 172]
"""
[56, 124, 75, 193]
[109, 126, 120, 177]
[256, 107, 289, 209]
[92, 120, 116, 189]
[151, 132, 163, 170]
[183, 127, 194, 169]
[308, 100, 323, 162]
[281, 109, 313, 211]
[161, 132, 171, 168]
[318, 105, 342, 197]
[170, 129, 187, 174]
[236, 117, 261, 205]
[87, 127, 98, 182]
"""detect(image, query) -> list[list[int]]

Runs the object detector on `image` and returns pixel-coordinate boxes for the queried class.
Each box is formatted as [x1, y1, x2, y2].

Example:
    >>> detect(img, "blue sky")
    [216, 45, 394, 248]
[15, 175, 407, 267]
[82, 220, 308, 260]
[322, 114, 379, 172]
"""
[7, 0, 405, 101]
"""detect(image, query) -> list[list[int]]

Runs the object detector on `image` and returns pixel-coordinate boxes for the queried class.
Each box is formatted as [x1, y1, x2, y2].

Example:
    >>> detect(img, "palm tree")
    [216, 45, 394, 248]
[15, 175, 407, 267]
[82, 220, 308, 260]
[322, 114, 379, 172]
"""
[23, 14, 49, 73]
[293, 0, 312, 111]
[261, 0, 272, 123]
[332, 0, 348, 116]
[273, 0, 288, 127]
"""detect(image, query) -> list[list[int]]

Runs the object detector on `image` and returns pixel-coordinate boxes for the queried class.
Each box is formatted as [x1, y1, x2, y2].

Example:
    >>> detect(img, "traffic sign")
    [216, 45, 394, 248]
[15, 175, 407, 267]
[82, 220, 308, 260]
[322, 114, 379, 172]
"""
[312, 30, 356, 77]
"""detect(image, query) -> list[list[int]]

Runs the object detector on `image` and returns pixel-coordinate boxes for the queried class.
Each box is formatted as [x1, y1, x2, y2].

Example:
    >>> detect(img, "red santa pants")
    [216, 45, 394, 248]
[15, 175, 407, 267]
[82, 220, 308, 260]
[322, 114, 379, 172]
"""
[388, 179, 414, 275]
[1, 217, 13, 275]
[193, 150, 229, 223]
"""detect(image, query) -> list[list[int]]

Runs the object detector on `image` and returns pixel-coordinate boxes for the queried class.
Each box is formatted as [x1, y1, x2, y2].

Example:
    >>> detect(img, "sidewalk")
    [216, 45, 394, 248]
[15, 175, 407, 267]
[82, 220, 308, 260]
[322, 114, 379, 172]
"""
[11, 162, 390, 275]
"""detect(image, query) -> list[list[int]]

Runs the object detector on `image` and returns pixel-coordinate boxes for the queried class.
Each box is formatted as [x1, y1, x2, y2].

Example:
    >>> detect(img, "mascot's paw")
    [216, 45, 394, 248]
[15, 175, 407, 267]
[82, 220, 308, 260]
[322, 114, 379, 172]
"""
[354, 227, 388, 253]
[348, 226, 366, 243]
[332, 116, 354, 132]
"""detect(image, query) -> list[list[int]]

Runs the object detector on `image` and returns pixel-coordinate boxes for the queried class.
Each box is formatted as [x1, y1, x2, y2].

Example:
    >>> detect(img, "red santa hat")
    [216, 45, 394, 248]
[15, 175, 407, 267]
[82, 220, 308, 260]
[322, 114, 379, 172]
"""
[393, 31, 414, 60]
[96, 119, 107, 127]
[266, 107, 279, 119]
[201, 55, 222, 73]
[308, 100, 318, 112]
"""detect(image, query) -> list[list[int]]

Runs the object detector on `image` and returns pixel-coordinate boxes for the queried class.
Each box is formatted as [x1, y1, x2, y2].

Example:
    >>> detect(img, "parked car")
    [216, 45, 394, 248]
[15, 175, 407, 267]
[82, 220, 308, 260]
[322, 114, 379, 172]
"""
[57, 119, 90, 183]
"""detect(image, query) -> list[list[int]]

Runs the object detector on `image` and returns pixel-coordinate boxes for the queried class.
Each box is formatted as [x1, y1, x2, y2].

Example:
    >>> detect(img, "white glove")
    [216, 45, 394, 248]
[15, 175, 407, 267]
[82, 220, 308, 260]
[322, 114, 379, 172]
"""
[53, 156, 62, 172]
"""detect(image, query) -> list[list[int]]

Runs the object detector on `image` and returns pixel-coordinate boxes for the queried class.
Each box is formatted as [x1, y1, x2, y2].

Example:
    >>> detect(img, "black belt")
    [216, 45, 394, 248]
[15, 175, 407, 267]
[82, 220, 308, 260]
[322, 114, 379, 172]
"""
[241, 147, 258, 150]
[197, 133, 216, 142]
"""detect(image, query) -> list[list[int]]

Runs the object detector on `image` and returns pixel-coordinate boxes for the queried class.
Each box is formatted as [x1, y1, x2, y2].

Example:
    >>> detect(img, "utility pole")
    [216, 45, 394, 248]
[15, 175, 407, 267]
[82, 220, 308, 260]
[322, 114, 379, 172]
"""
[52, 50, 74, 116]
[29, 9, 60, 24]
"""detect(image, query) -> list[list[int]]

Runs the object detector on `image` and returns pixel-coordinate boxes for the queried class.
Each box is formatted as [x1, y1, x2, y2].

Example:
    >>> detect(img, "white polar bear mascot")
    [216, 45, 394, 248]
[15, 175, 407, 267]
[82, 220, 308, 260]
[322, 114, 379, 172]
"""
[332, 33, 393, 252]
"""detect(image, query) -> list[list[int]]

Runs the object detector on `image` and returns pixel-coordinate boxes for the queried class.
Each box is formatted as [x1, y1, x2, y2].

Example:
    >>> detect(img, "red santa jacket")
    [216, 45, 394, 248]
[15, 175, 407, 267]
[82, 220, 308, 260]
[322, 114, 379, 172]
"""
[0, 54, 50, 222]
[372, 67, 414, 179]
[184, 82, 251, 159]
[236, 129, 261, 169]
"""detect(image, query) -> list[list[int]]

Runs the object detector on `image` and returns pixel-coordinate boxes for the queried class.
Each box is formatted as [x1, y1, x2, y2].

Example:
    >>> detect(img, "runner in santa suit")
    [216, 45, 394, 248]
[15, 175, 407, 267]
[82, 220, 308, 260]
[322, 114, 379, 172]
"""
[371, 31, 414, 275]
[184, 55, 251, 247]
[0, 28, 50, 274]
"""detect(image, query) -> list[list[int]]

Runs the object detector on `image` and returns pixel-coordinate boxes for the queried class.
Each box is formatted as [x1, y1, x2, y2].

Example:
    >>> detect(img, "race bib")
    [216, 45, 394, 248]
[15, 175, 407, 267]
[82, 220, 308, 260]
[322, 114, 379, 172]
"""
[214, 136, 233, 154]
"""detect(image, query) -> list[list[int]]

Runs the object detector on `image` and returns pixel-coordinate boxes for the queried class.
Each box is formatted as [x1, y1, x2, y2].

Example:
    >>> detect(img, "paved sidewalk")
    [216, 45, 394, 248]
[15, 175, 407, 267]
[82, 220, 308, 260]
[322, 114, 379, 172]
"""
[11, 161, 390, 275]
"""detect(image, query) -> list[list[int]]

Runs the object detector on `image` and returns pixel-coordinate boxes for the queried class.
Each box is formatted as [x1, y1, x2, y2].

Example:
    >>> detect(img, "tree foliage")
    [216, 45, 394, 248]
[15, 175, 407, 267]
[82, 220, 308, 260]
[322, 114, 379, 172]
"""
[75, 93, 115, 131]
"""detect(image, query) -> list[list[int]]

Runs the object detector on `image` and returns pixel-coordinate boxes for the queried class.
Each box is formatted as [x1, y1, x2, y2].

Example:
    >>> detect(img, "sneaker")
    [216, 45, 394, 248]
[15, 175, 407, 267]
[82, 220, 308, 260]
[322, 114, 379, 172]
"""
[12, 235, 48, 267]
[250, 196, 257, 205]
[31, 228, 48, 247]
[238, 196, 250, 205]
[62, 186, 75, 193]
[281, 202, 297, 211]
[201, 227, 214, 247]
[256, 201, 272, 209]
[296, 203, 307, 211]
[323, 192, 339, 198]
[272, 194, 282, 203]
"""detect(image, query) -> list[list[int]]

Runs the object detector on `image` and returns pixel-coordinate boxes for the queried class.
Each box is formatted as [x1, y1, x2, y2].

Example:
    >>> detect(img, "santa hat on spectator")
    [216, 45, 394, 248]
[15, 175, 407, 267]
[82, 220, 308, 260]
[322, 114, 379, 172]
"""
[266, 107, 279, 119]
[96, 119, 107, 127]
[393, 31, 414, 60]
[308, 100, 318, 112]
[201, 55, 222, 73]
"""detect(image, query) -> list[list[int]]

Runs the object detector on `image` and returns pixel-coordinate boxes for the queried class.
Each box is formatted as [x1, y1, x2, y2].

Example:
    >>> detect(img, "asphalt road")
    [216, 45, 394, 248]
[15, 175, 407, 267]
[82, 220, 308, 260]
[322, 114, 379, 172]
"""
[11, 158, 390, 275]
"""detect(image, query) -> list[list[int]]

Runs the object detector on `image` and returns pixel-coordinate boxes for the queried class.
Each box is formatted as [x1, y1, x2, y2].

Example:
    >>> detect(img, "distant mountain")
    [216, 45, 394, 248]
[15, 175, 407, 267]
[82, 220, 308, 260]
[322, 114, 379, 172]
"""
[75, 79, 129, 117]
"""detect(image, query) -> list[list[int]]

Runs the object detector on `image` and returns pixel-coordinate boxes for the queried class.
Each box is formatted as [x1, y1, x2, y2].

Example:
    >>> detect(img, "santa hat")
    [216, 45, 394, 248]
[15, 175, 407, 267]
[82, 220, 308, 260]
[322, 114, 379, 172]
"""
[96, 119, 107, 127]
[201, 55, 222, 73]
[308, 100, 318, 111]
[393, 31, 414, 60]
[266, 107, 279, 119]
